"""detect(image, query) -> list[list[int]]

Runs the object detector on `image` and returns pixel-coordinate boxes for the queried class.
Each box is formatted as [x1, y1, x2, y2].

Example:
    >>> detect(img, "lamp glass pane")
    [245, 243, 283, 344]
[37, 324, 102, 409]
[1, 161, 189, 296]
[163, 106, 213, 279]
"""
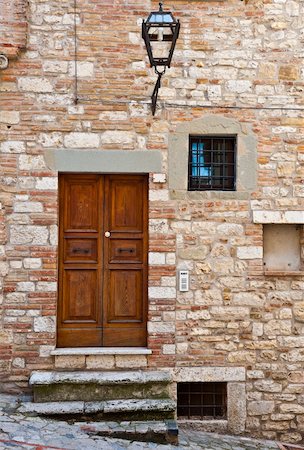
[148, 13, 174, 23]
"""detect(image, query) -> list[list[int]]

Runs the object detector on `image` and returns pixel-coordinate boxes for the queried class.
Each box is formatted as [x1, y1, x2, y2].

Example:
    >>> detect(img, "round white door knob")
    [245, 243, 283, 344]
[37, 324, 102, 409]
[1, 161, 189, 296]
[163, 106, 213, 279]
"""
[105, 231, 111, 237]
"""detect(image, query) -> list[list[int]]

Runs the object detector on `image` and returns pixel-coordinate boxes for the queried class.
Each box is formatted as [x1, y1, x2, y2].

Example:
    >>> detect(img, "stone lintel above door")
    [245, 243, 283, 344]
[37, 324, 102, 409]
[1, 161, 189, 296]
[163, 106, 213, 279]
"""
[44, 149, 163, 174]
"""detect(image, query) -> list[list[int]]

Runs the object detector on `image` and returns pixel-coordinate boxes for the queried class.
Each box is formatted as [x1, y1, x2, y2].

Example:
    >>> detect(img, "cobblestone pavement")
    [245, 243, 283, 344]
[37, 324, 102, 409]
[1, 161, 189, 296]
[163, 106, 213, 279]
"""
[0, 395, 302, 450]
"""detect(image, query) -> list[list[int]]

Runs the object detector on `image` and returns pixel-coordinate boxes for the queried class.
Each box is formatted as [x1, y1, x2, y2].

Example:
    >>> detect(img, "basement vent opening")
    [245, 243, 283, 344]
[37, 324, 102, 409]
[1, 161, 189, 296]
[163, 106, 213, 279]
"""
[177, 382, 227, 420]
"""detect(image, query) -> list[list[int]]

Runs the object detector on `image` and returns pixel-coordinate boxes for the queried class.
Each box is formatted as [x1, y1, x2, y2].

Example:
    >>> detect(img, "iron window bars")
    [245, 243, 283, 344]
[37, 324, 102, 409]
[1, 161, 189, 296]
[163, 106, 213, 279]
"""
[177, 382, 227, 420]
[188, 136, 236, 191]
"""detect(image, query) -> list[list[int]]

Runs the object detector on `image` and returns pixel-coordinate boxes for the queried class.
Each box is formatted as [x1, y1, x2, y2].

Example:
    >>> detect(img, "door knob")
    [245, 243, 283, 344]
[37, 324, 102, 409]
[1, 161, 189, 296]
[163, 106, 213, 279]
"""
[105, 231, 111, 238]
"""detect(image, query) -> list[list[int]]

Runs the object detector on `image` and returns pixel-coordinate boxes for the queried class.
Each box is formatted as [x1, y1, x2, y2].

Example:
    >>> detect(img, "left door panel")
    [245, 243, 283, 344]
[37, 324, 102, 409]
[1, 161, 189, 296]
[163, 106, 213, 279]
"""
[57, 174, 103, 347]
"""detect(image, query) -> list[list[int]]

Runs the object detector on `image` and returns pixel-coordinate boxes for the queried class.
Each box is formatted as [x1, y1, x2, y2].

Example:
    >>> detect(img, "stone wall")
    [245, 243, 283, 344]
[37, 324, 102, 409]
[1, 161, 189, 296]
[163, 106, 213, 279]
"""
[0, 0, 27, 59]
[0, 0, 304, 443]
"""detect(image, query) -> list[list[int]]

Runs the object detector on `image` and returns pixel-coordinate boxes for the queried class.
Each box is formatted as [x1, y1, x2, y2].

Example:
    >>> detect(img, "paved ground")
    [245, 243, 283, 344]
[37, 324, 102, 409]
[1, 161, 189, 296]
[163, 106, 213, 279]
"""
[0, 394, 302, 450]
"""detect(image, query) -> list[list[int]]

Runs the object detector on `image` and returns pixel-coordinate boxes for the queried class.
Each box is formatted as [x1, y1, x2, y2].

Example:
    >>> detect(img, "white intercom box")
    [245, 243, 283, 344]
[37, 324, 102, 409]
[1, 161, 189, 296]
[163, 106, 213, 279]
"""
[179, 270, 189, 292]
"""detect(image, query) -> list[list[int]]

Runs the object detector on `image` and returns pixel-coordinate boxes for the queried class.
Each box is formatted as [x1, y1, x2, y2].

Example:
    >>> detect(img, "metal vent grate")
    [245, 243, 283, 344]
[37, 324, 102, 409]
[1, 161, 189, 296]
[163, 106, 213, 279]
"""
[177, 382, 227, 420]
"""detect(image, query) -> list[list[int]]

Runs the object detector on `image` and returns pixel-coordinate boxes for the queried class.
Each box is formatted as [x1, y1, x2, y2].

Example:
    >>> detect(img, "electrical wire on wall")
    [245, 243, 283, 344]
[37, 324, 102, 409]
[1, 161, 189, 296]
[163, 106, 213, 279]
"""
[73, 0, 78, 104]
[76, 96, 304, 113]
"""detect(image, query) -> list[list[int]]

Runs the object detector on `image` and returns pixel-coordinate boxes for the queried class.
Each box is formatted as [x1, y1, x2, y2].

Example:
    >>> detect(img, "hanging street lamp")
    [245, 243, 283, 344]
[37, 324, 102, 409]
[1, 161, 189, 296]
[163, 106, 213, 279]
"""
[142, 3, 180, 115]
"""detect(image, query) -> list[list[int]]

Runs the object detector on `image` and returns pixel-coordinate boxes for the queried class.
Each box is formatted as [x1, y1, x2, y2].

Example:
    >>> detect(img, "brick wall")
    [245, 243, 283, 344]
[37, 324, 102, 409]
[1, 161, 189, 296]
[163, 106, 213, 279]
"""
[0, 0, 304, 443]
[0, 0, 27, 58]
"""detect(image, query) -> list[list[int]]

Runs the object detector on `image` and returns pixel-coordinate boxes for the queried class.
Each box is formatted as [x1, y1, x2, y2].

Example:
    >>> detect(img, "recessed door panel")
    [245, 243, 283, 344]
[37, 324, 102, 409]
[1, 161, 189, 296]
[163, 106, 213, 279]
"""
[108, 270, 143, 322]
[109, 239, 142, 263]
[64, 238, 98, 263]
[64, 175, 100, 232]
[62, 269, 98, 322]
[108, 177, 144, 232]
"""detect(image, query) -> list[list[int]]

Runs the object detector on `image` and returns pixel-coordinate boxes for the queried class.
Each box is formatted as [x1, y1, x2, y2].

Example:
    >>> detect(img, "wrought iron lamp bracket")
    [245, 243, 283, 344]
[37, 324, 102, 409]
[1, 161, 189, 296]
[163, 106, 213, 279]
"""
[151, 69, 165, 116]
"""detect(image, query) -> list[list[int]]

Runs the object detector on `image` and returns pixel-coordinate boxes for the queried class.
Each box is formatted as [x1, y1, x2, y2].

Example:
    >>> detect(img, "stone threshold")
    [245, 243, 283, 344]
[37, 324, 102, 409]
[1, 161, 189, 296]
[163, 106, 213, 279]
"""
[51, 347, 152, 356]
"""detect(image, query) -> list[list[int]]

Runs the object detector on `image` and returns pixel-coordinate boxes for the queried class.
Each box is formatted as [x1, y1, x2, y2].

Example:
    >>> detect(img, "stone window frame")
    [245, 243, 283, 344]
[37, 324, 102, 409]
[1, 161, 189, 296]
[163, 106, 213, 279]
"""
[168, 115, 257, 199]
[173, 366, 246, 434]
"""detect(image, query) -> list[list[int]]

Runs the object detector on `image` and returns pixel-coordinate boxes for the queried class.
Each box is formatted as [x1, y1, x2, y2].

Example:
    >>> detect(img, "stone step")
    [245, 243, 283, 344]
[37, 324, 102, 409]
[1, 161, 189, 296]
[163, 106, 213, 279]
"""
[18, 398, 176, 422]
[16, 403, 179, 444]
[30, 370, 172, 403]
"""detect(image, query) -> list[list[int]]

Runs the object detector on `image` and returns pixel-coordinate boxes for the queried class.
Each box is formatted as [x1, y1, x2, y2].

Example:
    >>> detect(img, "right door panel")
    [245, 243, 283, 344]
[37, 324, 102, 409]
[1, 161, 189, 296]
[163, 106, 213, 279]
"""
[103, 175, 148, 347]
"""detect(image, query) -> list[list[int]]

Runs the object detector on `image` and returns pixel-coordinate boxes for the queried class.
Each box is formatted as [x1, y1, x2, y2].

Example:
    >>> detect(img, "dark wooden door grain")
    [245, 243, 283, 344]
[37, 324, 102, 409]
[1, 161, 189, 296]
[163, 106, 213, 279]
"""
[57, 174, 147, 347]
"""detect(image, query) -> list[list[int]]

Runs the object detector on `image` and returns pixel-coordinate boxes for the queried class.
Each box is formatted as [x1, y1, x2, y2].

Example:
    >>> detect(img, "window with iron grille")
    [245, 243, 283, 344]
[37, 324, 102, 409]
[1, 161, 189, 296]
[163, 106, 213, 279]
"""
[188, 136, 236, 191]
[177, 382, 227, 420]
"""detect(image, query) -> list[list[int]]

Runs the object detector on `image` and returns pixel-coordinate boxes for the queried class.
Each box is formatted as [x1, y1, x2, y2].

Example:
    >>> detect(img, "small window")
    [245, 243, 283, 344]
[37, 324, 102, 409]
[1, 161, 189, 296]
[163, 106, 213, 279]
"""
[177, 382, 227, 420]
[188, 136, 236, 191]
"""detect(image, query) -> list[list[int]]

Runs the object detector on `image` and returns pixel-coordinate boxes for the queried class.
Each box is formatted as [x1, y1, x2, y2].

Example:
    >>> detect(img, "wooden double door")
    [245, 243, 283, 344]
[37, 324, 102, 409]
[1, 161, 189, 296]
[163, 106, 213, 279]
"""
[57, 174, 148, 347]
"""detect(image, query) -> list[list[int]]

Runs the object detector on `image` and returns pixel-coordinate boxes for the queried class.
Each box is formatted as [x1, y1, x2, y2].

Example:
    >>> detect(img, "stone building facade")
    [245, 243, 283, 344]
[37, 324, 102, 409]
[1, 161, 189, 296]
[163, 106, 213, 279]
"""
[1, 0, 304, 444]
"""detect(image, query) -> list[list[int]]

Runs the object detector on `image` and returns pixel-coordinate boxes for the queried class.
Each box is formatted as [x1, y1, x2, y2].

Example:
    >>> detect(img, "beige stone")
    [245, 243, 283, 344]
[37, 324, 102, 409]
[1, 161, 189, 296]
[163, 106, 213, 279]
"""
[280, 404, 304, 414]
[33, 317, 55, 333]
[228, 383, 246, 434]
[86, 355, 115, 369]
[264, 320, 292, 336]
[23, 258, 42, 269]
[100, 131, 135, 145]
[162, 344, 176, 355]
[19, 155, 46, 170]
[115, 355, 147, 369]
[237, 247, 263, 260]
[279, 65, 299, 81]
[258, 62, 277, 79]
[248, 401, 275, 416]
[0, 111, 20, 124]
[209, 258, 234, 274]
[18, 77, 53, 92]
[280, 433, 302, 444]
[228, 351, 256, 364]
[174, 367, 245, 382]
[210, 307, 250, 320]
[0, 330, 13, 344]
[277, 162, 295, 177]
[55, 356, 86, 369]
[294, 302, 304, 322]
[43, 60, 68, 73]
[10, 225, 49, 245]
[178, 245, 209, 260]
[148, 322, 175, 333]
[1, 141, 25, 153]
[254, 380, 282, 393]
[64, 132, 100, 148]
[271, 413, 295, 421]
[232, 292, 265, 307]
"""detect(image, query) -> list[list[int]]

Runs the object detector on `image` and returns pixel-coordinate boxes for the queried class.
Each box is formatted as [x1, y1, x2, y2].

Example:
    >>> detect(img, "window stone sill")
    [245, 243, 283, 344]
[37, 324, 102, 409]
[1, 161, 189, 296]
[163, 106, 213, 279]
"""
[170, 190, 250, 200]
[178, 419, 228, 433]
[264, 270, 303, 277]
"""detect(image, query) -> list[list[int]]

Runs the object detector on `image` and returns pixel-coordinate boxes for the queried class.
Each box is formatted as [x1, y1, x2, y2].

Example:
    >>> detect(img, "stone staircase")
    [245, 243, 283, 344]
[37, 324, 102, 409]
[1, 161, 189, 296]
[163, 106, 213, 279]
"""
[26, 369, 176, 422]
[22, 349, 178, 443]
